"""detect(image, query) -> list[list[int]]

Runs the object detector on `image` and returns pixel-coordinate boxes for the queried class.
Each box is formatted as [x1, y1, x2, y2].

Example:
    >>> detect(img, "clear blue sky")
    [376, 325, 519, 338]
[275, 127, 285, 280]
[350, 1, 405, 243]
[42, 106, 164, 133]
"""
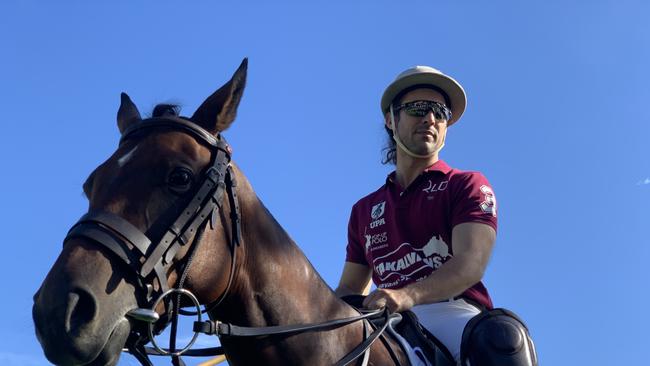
[2, 1, 649, 365]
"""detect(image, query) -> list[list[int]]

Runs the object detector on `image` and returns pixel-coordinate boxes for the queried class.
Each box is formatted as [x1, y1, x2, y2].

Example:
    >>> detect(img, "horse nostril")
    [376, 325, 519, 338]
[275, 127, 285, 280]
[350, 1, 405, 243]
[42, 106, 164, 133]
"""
[64, 287, 98, 336]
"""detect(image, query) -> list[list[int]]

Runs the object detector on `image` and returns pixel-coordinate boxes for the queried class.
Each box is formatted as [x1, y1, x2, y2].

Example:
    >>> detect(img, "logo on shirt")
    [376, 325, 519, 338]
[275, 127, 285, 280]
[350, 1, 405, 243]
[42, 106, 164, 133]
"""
[422, 180, 448, 194]
[479, 185, 497, 217]
[422, 234, 451, 260]
[373, 234, 452, 287]
[364, 232, 388, 253]
[369, 201, 386, 228]
[371, 201, 385, 220]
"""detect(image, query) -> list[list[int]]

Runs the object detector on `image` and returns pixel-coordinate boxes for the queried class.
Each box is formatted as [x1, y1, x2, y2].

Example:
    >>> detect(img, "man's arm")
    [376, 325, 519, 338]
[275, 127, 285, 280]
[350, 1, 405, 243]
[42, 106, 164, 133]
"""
[363, 222, 495, 312]
[334, 262, 373, 297]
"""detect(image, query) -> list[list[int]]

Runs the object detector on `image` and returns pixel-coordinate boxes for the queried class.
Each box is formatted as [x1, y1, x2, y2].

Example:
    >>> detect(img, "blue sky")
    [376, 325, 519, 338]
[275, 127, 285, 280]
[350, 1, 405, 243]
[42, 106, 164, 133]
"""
[2, 1, 649, 365]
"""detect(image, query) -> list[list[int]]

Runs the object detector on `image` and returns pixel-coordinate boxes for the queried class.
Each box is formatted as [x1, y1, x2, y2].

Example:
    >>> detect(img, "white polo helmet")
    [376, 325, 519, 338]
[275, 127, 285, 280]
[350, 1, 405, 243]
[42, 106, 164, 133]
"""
[381, 66, 467, 125]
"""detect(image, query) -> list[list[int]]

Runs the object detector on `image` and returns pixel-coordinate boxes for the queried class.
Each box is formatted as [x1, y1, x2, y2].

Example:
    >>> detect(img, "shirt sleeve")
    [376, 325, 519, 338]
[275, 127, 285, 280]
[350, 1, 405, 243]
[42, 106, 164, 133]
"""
[345, 204, 368, 265]
[450, 172, 498, 232]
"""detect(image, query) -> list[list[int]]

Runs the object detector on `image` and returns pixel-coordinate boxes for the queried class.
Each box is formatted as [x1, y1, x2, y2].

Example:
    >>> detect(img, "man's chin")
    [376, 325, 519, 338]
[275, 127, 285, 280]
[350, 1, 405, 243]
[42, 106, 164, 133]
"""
[413, 144, 442, 157]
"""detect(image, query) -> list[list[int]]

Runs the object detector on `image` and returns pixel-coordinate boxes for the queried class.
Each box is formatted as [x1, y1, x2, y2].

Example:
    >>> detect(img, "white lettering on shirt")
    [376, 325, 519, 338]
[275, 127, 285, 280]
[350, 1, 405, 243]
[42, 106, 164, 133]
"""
[373, 235, 452, 286]
[422, 180, 449, 194]
[370, 217, 385, 228]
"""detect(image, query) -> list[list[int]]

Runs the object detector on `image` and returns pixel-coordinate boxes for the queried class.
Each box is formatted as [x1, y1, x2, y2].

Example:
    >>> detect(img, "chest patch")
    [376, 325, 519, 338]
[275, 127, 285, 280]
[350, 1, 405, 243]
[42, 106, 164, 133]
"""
[372, 234, 452, 287]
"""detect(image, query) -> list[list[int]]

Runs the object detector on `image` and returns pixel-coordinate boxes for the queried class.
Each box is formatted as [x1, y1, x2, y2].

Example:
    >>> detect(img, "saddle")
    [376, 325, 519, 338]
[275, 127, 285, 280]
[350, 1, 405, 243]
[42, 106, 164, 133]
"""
[341, 295, 455, 366]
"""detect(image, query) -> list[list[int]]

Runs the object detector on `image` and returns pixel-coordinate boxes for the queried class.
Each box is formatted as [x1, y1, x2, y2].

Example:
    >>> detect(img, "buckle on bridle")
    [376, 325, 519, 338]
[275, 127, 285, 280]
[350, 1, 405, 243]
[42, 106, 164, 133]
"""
[206, 165, 225, 182]
[193, 319, 224, 336]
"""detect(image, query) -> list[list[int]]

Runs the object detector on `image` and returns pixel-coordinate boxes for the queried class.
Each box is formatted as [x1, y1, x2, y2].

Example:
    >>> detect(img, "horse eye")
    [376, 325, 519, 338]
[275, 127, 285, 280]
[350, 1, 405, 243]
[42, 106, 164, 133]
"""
[168, 168, 193, 191]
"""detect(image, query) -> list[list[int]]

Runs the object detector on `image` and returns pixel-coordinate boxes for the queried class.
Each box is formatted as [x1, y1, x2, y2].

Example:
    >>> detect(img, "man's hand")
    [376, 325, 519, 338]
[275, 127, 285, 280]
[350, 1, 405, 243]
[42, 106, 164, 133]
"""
[362, 288, 415, 313]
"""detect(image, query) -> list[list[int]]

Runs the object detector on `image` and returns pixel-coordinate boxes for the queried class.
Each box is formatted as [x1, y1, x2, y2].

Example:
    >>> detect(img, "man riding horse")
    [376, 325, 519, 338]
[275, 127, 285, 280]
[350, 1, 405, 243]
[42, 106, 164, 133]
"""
[33, 60, 537, 366]
[335, 66, 537, 365]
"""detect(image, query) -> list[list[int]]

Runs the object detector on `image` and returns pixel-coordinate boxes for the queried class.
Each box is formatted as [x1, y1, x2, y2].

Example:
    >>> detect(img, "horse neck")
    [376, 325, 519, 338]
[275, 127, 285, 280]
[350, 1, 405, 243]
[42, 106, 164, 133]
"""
[206, 168, 406, 366]
[218, 188, 354, 326]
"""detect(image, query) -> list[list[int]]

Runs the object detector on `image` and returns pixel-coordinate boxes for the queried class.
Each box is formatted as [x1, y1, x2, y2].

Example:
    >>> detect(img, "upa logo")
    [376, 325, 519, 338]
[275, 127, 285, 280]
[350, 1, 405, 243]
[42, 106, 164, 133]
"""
[369, 201, 386, 229]
[371, 201, 385, 220]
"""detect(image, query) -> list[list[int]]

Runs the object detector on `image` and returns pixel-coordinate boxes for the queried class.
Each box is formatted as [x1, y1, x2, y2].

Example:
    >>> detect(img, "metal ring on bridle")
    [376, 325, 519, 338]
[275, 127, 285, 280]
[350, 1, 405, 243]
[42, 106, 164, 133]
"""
[147, 288, 202, 356]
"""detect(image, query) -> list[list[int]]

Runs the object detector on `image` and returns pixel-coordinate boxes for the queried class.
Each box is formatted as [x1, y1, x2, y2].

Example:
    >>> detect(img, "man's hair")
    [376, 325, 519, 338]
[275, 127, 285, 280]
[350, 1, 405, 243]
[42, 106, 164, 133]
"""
[380, 85, 451, 165]
[381, 124, 398, 165]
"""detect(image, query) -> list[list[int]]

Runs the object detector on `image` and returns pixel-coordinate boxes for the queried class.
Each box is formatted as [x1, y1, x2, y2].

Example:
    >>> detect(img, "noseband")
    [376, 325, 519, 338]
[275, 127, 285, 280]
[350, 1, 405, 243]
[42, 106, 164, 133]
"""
[63, 116, 242, 365]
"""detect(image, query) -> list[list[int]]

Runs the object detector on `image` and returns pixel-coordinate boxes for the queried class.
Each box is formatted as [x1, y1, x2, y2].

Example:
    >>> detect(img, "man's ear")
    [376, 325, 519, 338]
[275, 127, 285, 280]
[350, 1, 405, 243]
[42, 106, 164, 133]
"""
[384, 111, 394, 131]
[191, 58, 248, 134]
[117, 93, 141, 134]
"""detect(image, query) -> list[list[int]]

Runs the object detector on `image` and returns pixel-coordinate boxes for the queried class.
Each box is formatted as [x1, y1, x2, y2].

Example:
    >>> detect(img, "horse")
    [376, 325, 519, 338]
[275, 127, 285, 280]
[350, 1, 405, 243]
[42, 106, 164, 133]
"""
[32, 59, 418, 366]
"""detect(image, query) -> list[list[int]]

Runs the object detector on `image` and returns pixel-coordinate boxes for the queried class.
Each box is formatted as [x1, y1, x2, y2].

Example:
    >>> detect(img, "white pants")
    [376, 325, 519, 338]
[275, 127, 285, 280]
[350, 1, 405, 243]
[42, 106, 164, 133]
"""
[411, 298, 481, 364]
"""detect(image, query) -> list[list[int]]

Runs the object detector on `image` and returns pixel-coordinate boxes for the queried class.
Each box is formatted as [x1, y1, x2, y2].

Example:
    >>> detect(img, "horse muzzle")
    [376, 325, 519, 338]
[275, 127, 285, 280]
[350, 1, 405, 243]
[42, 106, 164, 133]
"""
[33, 282, 133, 366]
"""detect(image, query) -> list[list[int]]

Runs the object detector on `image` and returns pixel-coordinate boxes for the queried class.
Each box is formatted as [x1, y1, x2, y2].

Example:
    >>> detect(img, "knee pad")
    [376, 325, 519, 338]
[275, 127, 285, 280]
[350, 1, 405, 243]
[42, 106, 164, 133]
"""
[460, 308, 537, 366]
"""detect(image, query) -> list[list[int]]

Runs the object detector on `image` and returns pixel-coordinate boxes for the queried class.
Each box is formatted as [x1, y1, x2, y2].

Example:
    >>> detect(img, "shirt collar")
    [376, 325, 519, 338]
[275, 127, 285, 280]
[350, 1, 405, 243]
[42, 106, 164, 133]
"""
[386, 160, 452, 185]
[423, 160, 452, 174]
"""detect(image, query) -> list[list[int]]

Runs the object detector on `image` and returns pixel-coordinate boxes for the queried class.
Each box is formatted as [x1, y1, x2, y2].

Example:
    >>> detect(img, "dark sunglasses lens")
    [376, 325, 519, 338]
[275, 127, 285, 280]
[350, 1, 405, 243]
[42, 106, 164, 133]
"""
[404, 105, 429, 117]
[433, 108, 448, 120]
[403, 102, 451, 120]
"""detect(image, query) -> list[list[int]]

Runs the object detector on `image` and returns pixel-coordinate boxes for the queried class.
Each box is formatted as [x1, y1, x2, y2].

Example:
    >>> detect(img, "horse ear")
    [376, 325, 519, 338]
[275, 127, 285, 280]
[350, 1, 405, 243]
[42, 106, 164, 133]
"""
[117, 93, 142, 134]
[191, 58, 248, 134]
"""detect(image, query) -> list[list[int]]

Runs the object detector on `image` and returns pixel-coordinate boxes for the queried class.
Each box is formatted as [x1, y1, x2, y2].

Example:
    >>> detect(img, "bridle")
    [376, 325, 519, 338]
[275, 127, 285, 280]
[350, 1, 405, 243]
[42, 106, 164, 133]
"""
[64, 116, 242, 365]
[63, 116, 403, 366]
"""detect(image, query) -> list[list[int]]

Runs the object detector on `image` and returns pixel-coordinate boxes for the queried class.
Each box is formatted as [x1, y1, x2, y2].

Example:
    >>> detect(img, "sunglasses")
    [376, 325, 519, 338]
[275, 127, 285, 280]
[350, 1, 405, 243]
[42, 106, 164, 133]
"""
[395, 100, 452, 121]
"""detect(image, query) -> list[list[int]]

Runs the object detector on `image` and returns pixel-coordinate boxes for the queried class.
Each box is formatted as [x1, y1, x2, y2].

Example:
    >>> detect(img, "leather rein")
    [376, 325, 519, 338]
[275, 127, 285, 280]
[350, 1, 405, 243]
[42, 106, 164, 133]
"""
[63, 117, 399, 366]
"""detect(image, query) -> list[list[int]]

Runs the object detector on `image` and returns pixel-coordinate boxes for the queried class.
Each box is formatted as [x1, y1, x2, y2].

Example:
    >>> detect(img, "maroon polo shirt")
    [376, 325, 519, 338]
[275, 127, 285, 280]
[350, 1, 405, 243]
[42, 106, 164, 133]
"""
[346, 160, 497, 309]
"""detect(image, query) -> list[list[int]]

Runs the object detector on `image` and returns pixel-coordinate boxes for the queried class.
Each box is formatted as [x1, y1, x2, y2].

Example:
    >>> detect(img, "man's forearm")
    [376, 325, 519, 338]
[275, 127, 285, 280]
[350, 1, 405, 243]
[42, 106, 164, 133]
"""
[336, 262, 373, 297]
[403, 223, 494, 306]
[402, 253, 485, 305]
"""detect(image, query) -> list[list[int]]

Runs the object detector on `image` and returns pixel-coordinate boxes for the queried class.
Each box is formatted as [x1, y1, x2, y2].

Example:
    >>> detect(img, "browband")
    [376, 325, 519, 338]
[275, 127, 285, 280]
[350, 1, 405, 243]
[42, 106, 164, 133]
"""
[120, 117, 221, 149]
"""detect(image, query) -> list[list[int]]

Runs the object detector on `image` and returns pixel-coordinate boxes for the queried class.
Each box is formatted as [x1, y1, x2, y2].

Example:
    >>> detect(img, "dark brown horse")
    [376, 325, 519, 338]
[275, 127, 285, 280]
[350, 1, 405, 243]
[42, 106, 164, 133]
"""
[32, 59, 410, 366]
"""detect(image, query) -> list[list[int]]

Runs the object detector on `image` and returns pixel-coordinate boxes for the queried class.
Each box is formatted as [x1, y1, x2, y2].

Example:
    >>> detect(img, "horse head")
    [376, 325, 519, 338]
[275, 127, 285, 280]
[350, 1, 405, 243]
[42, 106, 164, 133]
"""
[32, 59, 249, 366]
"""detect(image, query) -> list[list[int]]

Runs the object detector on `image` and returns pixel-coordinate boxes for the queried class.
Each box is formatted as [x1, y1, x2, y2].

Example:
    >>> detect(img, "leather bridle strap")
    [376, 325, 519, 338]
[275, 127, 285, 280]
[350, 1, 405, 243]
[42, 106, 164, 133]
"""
[193, 308, 397, 365]
[66, 211, 171, 300]
[177, 165, 241, 318]
[135, 346, 225, 357]
[140, 145, 231, 282]
[201, 166, 241, 312]
[335, 313, 392, 366]
[194, 308, 384, 337]
[120, 117, 221, 147]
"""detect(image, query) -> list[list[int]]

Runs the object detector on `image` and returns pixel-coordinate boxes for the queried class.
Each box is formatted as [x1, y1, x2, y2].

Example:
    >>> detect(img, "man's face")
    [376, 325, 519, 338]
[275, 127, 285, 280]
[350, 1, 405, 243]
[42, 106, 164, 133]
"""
[385, 88, 449, 157]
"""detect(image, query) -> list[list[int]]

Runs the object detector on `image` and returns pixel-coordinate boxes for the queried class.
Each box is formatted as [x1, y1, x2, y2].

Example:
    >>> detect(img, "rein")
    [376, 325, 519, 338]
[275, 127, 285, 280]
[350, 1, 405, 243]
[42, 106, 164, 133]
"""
[192, 307, 399, 366]
[63, 116, 400, 366]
